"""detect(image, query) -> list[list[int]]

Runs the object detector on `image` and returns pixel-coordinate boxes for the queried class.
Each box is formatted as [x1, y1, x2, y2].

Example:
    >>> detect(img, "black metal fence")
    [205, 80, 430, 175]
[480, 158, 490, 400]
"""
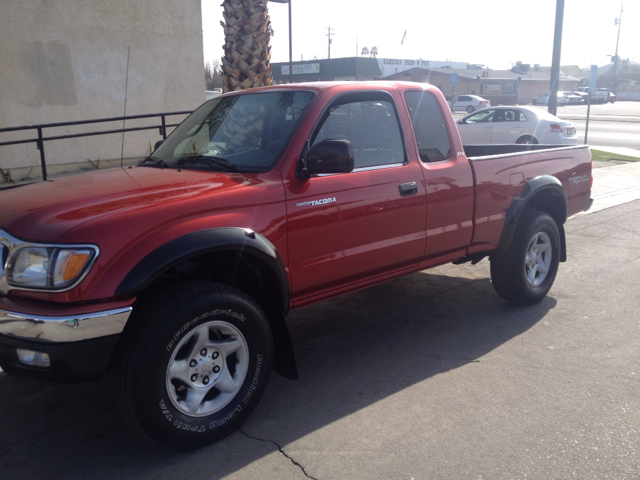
[0, 111, 192, 181]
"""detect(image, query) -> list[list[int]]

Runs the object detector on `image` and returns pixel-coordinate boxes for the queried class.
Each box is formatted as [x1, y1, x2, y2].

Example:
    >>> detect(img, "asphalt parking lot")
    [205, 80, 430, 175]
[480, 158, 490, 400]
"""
[2, 189, 639, 478]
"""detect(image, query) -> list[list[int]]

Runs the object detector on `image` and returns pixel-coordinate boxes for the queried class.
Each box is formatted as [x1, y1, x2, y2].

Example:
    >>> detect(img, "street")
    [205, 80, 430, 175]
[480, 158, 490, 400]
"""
[1, 196, 639, 479]
[543, 101, 640, 149]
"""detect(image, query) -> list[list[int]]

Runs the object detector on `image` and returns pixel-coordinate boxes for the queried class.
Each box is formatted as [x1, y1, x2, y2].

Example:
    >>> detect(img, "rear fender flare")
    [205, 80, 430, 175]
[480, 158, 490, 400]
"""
[497, 175, 567, 255]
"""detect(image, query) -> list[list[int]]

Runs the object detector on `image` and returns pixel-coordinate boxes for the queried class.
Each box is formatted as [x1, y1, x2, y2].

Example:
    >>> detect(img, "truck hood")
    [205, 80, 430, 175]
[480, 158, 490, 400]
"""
[0, 167, 251, 242]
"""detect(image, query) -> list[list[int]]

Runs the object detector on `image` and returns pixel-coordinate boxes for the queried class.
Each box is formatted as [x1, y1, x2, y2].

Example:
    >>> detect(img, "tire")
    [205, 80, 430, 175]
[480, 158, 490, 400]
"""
[466, 105, 474, 113]
[490, 210, 561, 305]
[532, 99, 537, 105]
[516, 136, 538, 145]
[113, 281, 273, 450]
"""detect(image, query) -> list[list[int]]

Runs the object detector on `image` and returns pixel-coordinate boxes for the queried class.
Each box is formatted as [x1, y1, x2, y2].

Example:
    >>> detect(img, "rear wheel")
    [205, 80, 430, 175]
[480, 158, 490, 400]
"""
[490, 211, 561, 305]
[113, 281, 273, 450]
[532, 99, 538, 105]
[516, 135, 538, 145]
[466, 105, 474, 113]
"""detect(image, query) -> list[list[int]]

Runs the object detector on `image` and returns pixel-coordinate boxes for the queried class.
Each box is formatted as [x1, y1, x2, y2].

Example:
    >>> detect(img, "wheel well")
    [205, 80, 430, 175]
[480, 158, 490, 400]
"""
[134, 250, 284, 319]
[523, 188, 567, 226]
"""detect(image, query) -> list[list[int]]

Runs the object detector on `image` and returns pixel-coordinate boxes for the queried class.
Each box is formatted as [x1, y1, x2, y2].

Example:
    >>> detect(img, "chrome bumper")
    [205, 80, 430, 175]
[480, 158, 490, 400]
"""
[0, 307, 132, 343]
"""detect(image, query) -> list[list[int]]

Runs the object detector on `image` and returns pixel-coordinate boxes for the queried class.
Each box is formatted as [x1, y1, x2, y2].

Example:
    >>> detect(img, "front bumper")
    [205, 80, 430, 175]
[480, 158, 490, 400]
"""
[0, 306, 132, 381]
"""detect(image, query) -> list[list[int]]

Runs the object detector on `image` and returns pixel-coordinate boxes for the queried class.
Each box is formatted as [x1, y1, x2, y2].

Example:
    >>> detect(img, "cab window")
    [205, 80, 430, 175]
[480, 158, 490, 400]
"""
[404, 91, 452, 163]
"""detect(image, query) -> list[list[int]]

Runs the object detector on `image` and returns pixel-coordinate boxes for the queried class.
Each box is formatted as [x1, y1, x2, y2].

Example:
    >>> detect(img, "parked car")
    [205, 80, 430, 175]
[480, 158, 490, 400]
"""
[457, 106, 578, 145]
[571, 90, 590, 103]
[574, 87, 617, 104]
[531, 91, 582, 106]
[447, 94, 490, 113]
[593, 88, 617, 103]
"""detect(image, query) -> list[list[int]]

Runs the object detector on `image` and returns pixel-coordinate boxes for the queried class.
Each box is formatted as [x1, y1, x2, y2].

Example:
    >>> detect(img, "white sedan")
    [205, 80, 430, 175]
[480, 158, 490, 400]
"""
[456, 106, 578, 145]
[447, 95, 491, 113]
[531, 91, 583, 106]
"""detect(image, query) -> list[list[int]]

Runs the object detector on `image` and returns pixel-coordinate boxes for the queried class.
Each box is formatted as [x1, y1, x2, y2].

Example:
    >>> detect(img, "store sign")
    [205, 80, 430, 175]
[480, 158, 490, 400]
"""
[482, 84, 502, 94]
[281, 63, 320, 75]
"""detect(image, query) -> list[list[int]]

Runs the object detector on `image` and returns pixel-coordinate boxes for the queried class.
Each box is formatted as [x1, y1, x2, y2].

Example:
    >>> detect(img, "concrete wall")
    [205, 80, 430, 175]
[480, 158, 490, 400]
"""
[0, 0, 205, 182]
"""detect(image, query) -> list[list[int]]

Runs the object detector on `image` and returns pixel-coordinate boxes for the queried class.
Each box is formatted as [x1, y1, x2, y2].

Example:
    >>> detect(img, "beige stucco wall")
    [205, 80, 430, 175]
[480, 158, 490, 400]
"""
[0, 0, 205, 181]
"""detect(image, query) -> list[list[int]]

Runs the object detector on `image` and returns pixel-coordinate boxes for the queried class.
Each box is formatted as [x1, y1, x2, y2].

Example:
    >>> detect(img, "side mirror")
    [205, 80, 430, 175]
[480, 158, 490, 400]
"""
[304, 139, 354, 176]
[153, 140, 164, 151]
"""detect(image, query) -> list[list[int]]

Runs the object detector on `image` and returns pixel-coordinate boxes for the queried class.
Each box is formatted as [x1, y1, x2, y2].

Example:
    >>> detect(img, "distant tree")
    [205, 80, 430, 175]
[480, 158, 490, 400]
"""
[205, 60, 223, 90]
[370, 46, 378, 58]
[361, 47, 369, 56]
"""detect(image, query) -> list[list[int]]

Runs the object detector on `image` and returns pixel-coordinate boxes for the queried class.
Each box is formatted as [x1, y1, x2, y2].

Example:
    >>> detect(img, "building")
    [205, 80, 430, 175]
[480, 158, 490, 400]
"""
[0, 0, 205, 182]
[272, 57, 383, 83]
[383, 67, 581, 105]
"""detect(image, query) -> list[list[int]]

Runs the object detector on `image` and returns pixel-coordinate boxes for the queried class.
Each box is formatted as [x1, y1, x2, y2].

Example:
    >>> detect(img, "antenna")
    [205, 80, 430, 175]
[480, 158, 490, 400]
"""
[120, 47, 130, 167]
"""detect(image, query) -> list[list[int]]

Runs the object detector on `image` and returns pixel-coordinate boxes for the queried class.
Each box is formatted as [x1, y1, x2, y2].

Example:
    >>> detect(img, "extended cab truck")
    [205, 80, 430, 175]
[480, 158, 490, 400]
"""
[0, 82, 592, 449]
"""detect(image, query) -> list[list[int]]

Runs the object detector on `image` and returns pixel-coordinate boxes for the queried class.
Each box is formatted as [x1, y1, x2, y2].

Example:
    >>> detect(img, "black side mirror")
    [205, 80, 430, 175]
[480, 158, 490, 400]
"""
[302, 139, 354, 177]
[153, 140, 164, 151]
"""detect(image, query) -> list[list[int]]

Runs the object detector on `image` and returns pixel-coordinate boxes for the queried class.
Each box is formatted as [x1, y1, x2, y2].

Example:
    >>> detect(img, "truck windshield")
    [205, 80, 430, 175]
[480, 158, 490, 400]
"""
[150, 90, 315, 172]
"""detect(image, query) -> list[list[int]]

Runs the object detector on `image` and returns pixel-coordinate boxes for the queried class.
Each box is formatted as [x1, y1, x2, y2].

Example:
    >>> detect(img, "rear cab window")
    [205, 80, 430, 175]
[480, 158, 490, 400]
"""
[404, 91, 452, 163]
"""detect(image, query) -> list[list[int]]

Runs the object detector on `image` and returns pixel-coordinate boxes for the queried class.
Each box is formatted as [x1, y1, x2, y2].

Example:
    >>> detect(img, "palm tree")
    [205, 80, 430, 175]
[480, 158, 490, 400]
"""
[370, 46, 378, 58]
[220, 0, 274, 92]
[361, 47, 369, 57]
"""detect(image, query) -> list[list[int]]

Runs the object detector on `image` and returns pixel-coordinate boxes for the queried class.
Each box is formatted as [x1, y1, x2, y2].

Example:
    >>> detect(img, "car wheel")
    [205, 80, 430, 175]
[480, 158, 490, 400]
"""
[516, 136, 538, 145]
[466, 106, 474, 113]
[113, 281, 273, 450]
[490, 210, 561, 305]
[532, 99, 537, 106]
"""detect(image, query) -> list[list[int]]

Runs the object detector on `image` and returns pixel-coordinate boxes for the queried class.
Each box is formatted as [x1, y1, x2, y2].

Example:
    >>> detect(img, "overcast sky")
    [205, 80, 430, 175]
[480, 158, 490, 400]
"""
[201, 0, 638, 71]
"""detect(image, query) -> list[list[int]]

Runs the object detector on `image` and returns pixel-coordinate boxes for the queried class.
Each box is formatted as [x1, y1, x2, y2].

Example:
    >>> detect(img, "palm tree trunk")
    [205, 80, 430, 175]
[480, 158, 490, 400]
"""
[220, 0, 274, 92]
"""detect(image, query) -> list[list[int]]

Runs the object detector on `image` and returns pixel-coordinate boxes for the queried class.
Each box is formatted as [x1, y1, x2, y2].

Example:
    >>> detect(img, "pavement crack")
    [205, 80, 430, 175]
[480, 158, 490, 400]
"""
[239, 428, 319, 480]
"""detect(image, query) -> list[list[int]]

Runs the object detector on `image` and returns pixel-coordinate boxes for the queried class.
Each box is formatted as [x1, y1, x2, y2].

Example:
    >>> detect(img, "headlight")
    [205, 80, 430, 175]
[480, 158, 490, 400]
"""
[6, 247, 97, 290]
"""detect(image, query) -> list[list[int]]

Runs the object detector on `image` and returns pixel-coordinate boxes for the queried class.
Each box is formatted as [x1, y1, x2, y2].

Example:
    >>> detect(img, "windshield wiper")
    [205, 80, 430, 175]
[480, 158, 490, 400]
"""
[178, 155, 246, 173]
[139, 155, 170, 168]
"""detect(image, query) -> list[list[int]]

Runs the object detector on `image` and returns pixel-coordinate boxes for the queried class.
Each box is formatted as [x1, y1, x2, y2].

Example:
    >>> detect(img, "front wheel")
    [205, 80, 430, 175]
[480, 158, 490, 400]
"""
[113, 282, 273, 450]
[490, 211, 561, 305]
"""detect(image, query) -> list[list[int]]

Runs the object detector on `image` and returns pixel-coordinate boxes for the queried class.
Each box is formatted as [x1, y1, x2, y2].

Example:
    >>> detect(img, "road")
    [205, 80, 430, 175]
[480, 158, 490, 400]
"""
[1, 198, 639, 479]
[572, 119, 640, 149]
[543, 101, 640, 149]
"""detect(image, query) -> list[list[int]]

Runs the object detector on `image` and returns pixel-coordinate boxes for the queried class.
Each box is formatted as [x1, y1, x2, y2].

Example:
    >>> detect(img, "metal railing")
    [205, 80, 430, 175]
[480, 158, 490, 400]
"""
[0, 111, 192, 181]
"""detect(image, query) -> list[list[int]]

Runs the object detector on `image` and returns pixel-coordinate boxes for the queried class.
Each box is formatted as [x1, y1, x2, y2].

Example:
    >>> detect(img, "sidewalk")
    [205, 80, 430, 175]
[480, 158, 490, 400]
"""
[587, 145, 640, 214]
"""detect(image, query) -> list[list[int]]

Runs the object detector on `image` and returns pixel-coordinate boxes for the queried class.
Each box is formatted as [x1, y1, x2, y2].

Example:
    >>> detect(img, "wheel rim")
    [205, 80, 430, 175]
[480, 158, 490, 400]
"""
[166, 320, 249, 417]
[524, 232, 552, 287]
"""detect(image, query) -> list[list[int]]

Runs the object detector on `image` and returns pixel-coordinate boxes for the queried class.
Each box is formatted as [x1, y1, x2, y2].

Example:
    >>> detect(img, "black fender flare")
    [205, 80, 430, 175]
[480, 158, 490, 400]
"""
[497, 175, 568, 260]
[115, 227, 298, 379]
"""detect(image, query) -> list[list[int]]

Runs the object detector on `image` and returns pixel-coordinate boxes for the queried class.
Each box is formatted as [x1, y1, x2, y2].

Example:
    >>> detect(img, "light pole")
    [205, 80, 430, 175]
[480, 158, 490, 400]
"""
[270, 0, 292, 83]
[548, 0, 565, 116]
[611, 3, 623, 93]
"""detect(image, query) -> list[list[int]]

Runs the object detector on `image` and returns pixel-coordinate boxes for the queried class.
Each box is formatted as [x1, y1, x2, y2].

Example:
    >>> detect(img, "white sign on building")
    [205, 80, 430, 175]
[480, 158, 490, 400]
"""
[377, 58, 469, 78]
[281, 63, 320, 75]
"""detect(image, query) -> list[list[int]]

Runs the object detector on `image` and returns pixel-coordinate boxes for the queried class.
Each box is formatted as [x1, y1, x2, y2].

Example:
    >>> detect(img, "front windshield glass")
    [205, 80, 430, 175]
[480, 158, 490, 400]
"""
[150, 90, 315, 172]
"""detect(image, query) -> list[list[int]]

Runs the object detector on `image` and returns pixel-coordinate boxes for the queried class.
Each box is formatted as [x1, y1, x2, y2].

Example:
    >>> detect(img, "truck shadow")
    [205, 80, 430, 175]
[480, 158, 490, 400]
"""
[0, 266, 556, 478]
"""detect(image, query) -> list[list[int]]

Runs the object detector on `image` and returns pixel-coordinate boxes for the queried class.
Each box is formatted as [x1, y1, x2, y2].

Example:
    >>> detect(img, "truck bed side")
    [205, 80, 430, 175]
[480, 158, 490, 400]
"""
[467, 145, 592, 253]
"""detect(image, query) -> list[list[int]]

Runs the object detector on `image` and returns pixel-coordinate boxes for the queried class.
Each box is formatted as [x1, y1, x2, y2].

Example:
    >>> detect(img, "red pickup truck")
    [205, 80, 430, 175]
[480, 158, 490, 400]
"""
[0, 82, 592, 449]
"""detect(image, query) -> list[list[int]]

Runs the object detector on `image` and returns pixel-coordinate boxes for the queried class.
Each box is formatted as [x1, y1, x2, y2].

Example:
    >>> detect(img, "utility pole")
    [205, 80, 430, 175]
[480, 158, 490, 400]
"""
[612, 3, 623, 93]
[326, 26, 334, 59]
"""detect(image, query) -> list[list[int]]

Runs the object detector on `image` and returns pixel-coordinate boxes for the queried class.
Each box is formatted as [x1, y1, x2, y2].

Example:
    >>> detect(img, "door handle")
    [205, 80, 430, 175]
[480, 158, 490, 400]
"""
[399, 182, 418, 197]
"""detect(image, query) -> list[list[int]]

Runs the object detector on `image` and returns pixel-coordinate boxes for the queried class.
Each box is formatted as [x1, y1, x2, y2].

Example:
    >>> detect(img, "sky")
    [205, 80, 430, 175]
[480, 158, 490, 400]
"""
[201, 0, 639, 72]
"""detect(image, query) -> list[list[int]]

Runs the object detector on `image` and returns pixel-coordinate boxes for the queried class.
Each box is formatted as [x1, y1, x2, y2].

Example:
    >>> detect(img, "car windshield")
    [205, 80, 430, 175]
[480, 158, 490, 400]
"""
[149, 90, 315, 172]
